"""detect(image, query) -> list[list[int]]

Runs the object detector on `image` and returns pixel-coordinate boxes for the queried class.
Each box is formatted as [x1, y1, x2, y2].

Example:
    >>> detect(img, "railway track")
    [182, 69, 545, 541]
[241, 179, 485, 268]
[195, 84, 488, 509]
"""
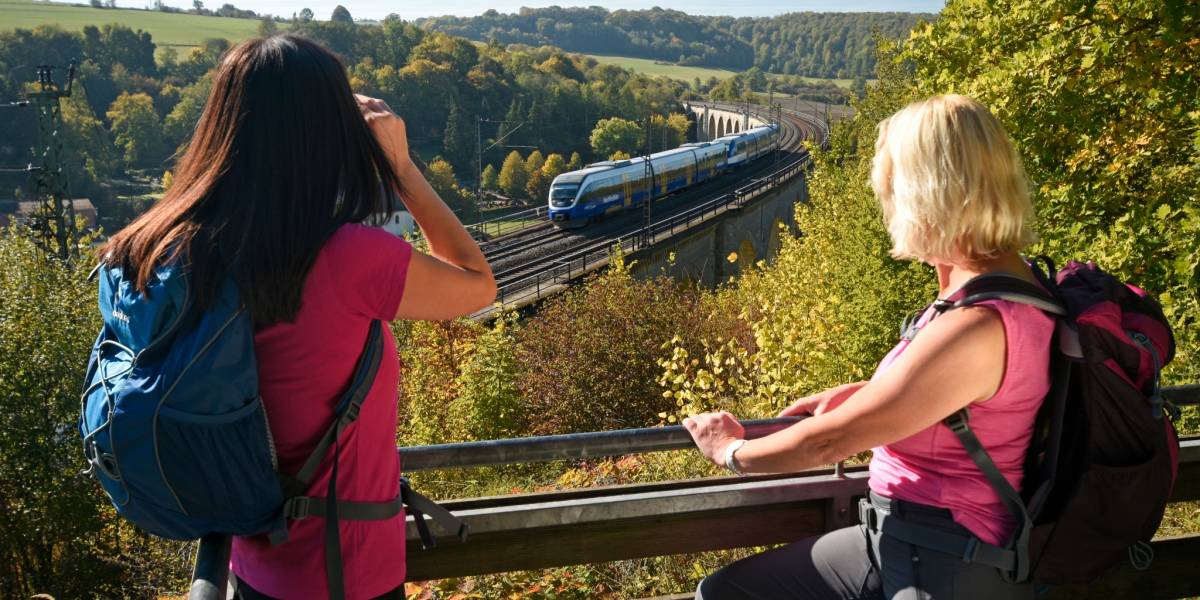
[484, 106, 821, 300]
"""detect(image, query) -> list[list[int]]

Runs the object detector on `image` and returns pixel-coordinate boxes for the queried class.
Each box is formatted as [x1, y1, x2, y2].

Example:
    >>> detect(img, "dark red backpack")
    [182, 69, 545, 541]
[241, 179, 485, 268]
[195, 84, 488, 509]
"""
[941, 259, 1178, 584]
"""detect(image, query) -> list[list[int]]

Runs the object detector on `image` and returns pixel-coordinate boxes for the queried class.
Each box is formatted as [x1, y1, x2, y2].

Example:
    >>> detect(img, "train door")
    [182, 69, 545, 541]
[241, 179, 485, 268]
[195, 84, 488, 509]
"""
[623, 175, 633, 208]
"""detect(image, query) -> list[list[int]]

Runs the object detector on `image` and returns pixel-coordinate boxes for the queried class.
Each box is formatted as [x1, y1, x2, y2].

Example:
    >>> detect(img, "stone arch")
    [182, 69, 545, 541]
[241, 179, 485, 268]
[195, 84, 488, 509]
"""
[735, 121, 741, 133]
[708, 115, 716, 140]
[717, 117, 725, 138]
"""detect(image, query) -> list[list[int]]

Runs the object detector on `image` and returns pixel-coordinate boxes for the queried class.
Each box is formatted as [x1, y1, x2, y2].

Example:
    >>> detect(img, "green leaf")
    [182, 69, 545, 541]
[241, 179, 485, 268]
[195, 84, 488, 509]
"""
[1156, 204, 1173, 221]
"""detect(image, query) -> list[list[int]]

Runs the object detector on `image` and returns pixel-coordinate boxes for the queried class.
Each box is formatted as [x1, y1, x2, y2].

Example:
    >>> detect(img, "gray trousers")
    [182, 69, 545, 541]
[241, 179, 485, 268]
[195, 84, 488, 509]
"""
[696, 494, 1034, 600]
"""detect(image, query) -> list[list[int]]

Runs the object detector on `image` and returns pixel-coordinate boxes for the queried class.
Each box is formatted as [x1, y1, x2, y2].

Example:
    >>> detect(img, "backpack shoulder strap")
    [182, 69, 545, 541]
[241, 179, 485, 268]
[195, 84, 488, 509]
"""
[943, 272, 1067, 317]
[944, 408, 1032, 582]
[934, 266, 1072, 583]
[279, 318, 386, 496]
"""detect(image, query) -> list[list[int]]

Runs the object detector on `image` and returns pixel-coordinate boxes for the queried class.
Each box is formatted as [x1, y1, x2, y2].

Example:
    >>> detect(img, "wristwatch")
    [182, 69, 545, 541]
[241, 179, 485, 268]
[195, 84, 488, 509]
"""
[723, 439, 747, 476]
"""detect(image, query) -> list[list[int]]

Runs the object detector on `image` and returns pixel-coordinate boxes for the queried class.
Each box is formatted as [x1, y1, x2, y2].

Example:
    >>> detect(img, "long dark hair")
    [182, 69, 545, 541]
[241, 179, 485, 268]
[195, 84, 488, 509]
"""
[103, 35, 401, 326]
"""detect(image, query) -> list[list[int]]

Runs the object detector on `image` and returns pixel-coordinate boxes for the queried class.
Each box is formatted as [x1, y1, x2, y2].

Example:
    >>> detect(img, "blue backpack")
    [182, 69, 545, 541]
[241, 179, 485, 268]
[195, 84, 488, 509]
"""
[79, 262, 465, 599]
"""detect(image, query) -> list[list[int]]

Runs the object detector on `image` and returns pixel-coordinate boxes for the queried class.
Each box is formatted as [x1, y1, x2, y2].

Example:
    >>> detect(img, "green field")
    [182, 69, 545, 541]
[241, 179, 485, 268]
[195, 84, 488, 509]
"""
[0, 0, 260, 48]
[582, 53, 739, 81]
[582, 53, 854, 89]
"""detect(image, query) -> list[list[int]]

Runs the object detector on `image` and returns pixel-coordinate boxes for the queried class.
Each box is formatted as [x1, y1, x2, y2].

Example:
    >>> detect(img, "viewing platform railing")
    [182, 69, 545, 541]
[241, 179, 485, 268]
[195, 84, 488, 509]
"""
[190, 384, 1200, 600]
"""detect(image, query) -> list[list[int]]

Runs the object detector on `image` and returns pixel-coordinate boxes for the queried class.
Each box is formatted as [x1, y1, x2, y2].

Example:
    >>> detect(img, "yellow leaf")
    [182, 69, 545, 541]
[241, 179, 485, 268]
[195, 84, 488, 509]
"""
[727, 252, 738, 263]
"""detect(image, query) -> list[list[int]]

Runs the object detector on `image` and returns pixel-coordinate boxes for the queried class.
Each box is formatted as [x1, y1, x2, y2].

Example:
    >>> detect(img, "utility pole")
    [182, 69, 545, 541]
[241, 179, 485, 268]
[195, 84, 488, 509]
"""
[642, 116, 653, 248]
[11, 62, 78, 261]
[475, 115, 483, 203]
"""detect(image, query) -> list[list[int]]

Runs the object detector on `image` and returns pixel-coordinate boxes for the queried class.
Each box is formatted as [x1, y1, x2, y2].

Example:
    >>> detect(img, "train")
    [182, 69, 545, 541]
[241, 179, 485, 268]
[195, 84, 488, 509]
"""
[548, 124, 781, 227]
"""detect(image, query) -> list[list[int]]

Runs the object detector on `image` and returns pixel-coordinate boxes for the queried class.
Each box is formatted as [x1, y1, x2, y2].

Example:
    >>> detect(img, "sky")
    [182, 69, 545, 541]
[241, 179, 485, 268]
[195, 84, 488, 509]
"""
[103, 0, 945, 21]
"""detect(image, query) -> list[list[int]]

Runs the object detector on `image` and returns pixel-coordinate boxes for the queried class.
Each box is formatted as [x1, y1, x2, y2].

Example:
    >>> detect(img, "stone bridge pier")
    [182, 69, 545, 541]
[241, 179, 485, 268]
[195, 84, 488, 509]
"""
[683, 102, 770, 141]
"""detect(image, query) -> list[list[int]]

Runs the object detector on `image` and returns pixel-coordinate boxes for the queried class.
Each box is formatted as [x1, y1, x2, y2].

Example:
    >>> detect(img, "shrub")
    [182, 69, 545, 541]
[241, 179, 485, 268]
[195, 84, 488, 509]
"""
[516, 255, 714, 435]
[0, 227, 191, 598]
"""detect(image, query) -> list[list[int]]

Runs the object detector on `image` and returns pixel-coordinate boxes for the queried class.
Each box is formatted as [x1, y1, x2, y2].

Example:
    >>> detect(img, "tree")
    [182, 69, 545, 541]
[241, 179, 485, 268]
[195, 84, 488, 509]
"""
[442, 103, 472, 172]
[498, 150, 528, 199]
[566, 151, 583, 171]
[426, 158, 458, 200]
[523, 150, 545, 178]
[257, 17, 278, 37]
[163, 75, 212, 154]
[426, 158, 475, 218]
[541, 153, 567, 179]
[481, 163, 498, 191]
[106, 92, 165, 168]
[528, 152, 567, 201]
[298, 7, 313, 22]
[744, 67, 768, 92]
[331, 5, 353, 24]
[526, 169, 550, 202]
[192, 0, 203, 12]
[495, 99, 523, 149]
[648, 113, 689, 152]
[589, 117, 640, 161]
[901, 0, 1200, 387]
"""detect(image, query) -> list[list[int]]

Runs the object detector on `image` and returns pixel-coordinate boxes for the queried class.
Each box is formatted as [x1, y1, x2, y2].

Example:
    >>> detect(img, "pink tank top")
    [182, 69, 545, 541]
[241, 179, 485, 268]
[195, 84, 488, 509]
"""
[231, 224, 413, 599]
[867, 296, 1054, 545]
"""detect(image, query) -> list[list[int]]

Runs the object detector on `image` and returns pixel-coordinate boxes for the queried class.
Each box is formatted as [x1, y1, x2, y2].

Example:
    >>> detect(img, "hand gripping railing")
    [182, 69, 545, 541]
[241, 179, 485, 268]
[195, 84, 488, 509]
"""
[188, 385, 1199, 599]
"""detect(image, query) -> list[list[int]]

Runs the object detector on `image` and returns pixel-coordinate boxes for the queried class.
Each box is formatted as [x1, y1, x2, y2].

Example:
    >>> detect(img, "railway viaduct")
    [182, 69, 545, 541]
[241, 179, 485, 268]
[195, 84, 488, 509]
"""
[683, 101, 770, 141]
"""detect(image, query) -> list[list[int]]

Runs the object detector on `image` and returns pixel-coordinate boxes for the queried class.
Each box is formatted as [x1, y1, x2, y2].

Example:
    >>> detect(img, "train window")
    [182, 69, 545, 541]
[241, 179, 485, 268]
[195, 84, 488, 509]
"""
[550, 184, 580, 207]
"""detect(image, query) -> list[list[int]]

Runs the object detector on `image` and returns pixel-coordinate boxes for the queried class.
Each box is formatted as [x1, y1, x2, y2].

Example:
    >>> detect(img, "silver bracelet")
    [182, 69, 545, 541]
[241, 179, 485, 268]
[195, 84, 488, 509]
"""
[723, 439, 747, 476]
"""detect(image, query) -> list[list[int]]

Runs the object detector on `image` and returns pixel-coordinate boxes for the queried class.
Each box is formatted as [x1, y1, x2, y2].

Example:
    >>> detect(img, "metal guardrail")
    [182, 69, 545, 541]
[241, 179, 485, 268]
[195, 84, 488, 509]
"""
[401, 416, 803, 472]
[468, 205, 548, 240]
[190, 385, 1199, 599]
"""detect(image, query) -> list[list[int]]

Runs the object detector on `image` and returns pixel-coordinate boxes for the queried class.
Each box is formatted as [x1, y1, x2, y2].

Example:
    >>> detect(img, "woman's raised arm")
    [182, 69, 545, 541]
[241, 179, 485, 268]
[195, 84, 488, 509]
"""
[357, 94, 496, 320]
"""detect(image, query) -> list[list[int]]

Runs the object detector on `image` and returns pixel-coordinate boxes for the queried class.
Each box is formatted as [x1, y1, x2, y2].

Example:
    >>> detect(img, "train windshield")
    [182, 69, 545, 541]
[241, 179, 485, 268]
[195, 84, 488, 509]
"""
[549, 184, 579, 207]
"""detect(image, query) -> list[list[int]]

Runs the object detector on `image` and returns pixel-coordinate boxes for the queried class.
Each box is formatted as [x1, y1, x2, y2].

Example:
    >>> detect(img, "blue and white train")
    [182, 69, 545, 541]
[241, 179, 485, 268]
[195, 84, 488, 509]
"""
[548, 124, 780, 227]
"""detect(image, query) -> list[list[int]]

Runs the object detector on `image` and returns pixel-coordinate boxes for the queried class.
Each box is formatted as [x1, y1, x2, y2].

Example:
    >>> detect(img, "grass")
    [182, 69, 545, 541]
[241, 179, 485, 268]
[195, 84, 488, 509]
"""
[478, 218, 542, 238]
[582, 53, 739, 82]
[582, 53, 855, 89]
[0, 0, 261, 48]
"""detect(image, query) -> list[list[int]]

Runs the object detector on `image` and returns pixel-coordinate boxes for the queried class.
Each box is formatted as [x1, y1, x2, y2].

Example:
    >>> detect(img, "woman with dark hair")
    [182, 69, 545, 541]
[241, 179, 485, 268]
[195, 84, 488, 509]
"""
[102, 35, 495, 600]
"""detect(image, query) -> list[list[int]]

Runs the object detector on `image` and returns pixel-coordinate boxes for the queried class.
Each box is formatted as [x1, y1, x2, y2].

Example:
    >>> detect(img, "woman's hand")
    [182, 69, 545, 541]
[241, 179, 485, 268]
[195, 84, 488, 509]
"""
[683, 411, 746, 467]
[777, 381, 867, 418]
[355, 94, 417, 182]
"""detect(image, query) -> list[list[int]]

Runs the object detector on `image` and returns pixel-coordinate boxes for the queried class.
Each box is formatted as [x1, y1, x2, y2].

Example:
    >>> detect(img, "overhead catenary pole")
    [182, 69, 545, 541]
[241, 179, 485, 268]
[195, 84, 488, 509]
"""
[642, 116, 653, 248]
[476, 115, 483, 202]
[14, 62, 78, 261]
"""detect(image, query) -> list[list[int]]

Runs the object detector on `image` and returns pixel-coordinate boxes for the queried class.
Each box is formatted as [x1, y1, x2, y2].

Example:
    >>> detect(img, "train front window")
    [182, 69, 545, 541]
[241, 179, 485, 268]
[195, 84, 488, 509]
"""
[550, 185, 579, 207]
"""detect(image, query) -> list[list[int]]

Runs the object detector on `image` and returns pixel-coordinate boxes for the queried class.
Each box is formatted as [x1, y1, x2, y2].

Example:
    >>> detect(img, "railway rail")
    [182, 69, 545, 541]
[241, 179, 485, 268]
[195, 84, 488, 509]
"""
[472, 103, 826, 319]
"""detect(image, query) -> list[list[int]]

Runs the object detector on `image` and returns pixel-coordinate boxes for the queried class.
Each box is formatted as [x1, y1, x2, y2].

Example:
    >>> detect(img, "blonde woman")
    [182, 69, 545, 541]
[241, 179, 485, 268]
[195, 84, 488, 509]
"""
[686, 95, 1049, 600]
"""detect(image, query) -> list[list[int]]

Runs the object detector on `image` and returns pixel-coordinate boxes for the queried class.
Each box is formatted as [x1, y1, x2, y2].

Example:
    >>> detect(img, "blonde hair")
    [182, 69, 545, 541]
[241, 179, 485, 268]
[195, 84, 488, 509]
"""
[871, 95, 1035, 263]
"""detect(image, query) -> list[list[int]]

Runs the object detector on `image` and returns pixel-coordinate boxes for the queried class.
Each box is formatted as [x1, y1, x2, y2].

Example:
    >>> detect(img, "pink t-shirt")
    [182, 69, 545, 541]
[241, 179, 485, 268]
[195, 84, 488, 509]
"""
[867, 296, 1054, 545]
[231, 224, 413, 600]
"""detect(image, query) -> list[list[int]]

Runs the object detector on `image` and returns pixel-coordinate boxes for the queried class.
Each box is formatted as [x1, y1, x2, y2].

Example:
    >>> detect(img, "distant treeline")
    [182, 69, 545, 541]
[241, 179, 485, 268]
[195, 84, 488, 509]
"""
[418, 7, 934, 79]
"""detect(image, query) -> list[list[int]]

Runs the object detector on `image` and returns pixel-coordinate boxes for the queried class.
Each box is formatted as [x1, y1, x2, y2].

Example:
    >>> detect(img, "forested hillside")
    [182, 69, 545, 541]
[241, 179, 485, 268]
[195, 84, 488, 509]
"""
[418, 7, 932, 79]
[0, 19, 689, 229]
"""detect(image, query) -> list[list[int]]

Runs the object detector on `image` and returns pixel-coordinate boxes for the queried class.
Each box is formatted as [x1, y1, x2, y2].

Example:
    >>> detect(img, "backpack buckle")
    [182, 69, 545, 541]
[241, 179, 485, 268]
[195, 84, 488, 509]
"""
[961, 537, 980, 563]
[283, 496, 312, 520]
[857, 498, 878, 530]
[944, 409, 971, 434]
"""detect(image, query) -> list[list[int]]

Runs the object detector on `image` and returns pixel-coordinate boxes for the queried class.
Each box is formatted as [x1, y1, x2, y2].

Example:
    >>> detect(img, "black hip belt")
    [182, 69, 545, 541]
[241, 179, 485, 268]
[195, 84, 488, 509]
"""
[859, 491, 1016, 571]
